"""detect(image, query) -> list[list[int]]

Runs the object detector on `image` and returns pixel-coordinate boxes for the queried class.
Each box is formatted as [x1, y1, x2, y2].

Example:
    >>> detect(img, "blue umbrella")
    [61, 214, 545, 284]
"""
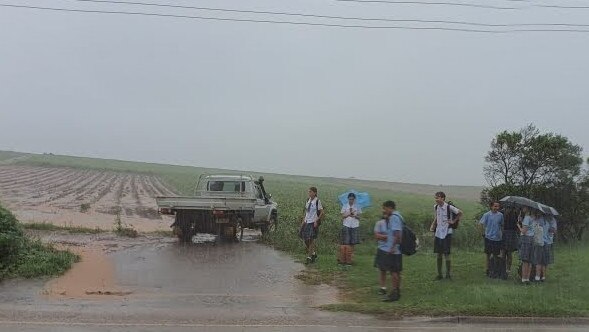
[338, 190, 372, 209]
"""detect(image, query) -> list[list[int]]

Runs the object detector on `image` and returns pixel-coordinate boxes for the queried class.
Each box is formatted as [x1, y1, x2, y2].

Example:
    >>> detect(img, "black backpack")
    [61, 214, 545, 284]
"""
[434, 201, 461, 230]
[393, 212, 417, 256]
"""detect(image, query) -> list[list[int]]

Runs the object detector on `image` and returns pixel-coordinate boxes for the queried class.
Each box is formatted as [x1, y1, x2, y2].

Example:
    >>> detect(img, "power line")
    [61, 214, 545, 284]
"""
[50, 0, 589, 28]
[2, 3, 589, 33]
[334, 0, 520, 10]
[336, 0, 589, 9]
[537, 4, 589, 9]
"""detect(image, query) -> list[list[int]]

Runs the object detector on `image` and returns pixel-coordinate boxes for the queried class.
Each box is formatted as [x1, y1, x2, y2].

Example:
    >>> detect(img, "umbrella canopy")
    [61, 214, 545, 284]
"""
[537, 203, 553, 214]
[338, 190, 372, 209]
[499, 196, 542, 210]
[538, 203, 560, 216]
[549, 206, 560, 216]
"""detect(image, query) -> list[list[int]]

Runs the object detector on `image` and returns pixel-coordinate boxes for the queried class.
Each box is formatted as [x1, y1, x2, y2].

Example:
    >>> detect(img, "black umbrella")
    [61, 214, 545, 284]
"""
[538, 203, 560, 216]
[499, 196, 542, 210]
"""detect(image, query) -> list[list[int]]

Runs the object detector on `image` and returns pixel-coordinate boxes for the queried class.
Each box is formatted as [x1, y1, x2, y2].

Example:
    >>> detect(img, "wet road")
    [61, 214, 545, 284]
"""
[1, 320, 588, 331]
[0, 234, 370, 328]
[0, 233, 587, 331]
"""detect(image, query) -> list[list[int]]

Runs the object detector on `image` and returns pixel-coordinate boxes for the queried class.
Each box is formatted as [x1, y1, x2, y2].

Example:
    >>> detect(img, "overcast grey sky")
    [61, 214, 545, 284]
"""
[1, 0, 588, 185]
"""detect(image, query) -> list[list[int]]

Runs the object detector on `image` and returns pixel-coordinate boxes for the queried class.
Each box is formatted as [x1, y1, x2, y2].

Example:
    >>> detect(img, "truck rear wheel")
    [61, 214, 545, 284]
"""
[176, 225, 193, 243]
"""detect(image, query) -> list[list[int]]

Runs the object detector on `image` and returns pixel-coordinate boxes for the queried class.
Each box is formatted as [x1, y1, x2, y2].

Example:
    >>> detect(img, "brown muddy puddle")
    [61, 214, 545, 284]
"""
[31, 231, 339, 310]
[43, 247, 132, 299]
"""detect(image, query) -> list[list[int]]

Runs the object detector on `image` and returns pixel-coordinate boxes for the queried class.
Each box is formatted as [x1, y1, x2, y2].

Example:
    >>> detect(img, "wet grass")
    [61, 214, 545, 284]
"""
[1, 206, 79, 280]
[8, 240, 80, 279]
[320, 243, 589, 318]
[23, 222, 104, 234]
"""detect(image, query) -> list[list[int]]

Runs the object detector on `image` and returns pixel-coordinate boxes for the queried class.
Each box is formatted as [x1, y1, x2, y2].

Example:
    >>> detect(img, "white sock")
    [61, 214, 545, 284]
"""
[522, 279, 527, 283]
[535, 276, 541, 281]
[542, 277, 546, 280]
[381, 287, 386, 290]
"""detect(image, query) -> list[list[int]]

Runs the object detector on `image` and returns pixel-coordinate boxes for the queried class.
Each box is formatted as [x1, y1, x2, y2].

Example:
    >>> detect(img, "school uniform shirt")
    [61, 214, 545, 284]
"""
[479, 211, 504, 241]
[533, 216, 545, 246]
[522, 215, 534, 237]
[435, 203, 460, 240]
[341, 203, 362, 228]
[304, 198, 323, 224]
[544, 216, 557, 245]
[374, 214, 403, 254]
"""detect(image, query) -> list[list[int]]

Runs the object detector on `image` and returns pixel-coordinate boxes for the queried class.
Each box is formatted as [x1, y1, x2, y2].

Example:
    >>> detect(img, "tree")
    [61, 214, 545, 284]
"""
[483, 125, 589, 242]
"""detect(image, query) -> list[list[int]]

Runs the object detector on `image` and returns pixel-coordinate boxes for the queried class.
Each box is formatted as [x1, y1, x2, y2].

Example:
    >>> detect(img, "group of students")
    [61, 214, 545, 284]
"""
[298, 187, 558, 303]
[479, 202, 558, 284]
[299, 188, 462, 302]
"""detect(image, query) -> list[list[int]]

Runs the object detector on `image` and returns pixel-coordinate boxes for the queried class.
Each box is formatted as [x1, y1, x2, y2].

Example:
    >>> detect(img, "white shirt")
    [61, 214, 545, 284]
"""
[304, 198, 323, 224]
[435, 202, 460, 239]
[341, 203, 362, 228]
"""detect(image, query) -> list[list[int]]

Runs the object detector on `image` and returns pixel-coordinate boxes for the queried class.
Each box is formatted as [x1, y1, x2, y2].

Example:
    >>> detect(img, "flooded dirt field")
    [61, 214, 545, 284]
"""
[0, 165, 175, 232]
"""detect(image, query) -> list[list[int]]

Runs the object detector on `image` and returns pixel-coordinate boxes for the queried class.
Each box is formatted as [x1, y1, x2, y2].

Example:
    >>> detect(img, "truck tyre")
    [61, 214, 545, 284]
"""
[261, 212, 277, 235]
[177, 225, 193, 243]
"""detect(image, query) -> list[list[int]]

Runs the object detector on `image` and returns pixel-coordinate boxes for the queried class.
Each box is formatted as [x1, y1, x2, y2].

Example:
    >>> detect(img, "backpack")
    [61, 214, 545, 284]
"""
[434, 201, 461, 230]
[393, 212, 418, 256]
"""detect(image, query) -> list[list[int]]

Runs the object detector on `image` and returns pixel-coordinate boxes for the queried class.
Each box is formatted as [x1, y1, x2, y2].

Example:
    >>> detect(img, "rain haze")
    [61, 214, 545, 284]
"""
[1, 0, 589, 186]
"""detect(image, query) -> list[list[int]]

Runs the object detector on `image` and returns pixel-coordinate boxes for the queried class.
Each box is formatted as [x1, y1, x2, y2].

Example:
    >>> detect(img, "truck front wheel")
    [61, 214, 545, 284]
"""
[261, 212, 277, 235]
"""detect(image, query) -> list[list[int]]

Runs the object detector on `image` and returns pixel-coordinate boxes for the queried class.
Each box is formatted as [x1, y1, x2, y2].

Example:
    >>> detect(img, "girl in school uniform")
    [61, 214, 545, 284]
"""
[518, 208, 535, 285]
[339, 193, 362, 266]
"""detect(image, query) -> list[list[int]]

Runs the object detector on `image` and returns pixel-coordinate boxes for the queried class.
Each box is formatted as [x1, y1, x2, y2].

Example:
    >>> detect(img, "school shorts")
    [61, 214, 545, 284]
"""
[434, 235, 452, 255]
[485, 238, 503, 256]
[375, 249, 403, 273]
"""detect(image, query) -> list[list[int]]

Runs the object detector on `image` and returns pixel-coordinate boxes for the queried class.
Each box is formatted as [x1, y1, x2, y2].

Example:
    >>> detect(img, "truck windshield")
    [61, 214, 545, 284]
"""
[207, 181, 246, 192]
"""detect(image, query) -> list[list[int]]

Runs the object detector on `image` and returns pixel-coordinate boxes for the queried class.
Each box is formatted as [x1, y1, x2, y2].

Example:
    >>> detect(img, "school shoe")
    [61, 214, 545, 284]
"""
[311, 253, 318, 263]
[383, 289, 401, 302]
[378, 288, 387, 296]
[305, 257, 312, 264]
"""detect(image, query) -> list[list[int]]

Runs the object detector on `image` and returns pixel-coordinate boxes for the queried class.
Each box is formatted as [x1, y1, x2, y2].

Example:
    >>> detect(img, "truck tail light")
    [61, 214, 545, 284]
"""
[213, 210, 225, 217]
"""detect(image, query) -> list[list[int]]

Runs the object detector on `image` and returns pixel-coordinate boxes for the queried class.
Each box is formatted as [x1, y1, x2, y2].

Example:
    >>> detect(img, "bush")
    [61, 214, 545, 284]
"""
[80, 203, 91, 213]
[0, 206, 26, 271]
[0, 204, 78, 280]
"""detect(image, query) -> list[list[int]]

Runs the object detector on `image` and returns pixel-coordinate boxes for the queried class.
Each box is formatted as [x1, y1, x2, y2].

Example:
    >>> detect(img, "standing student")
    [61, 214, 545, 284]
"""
[532, 211, 546, 282]
[339, 193, 362, 266]
[519, 208, 534, 285]
[542, 214, 557, 281]
[300, 187, 324, 264]
[479, 201, 505, 278]
[374, 201, 403, 302]
[430, 192, 463, 280]
[502, 207, 520, 274]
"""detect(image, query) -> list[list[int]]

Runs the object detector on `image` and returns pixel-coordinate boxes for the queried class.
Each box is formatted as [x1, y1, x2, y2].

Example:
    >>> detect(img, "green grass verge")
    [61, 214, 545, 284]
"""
[8, 240, 80, 279]
[1, 206, 79, 280]
[23, 222, 104, 234]
[318, 243, 589, 317]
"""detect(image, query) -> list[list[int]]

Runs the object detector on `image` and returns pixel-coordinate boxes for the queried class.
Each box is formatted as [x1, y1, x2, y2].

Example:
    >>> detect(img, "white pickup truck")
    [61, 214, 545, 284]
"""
[156, 175, 277, 242]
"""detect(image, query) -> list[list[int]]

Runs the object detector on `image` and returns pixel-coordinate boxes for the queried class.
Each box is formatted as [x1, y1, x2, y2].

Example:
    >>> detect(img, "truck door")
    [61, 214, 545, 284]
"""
[253, 184, 269, 223]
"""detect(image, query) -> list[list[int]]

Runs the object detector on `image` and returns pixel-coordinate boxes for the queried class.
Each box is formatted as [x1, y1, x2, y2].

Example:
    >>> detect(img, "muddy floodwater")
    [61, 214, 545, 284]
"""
[0, 231, 358, 327]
